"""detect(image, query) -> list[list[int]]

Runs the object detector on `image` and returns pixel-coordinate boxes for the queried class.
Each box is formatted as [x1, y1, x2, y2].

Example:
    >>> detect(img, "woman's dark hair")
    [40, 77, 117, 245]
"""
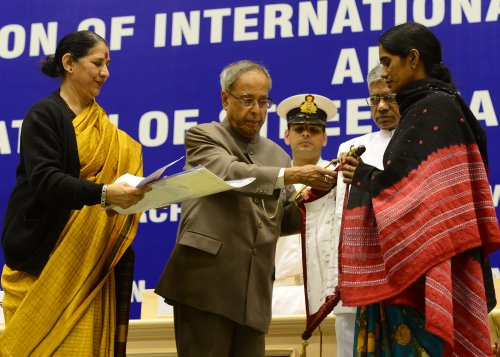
[379, 22, 455, 89]
[41, 30, 107, 78]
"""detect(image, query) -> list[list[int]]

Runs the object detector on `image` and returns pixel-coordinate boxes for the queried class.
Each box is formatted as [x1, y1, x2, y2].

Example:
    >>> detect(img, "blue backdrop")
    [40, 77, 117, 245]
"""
[1, 0, 499, 318]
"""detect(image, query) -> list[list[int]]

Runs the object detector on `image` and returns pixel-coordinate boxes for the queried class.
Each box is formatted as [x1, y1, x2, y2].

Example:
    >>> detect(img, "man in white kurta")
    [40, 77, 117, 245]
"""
[333, 64, 401, 356]
[273, 65, 401, 357]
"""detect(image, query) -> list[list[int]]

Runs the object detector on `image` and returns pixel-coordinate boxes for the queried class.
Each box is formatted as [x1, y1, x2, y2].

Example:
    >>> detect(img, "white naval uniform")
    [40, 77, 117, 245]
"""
[272, 158, 331, 315]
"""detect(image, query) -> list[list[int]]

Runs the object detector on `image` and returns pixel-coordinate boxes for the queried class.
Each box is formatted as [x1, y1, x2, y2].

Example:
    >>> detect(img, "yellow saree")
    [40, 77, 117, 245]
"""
[0, 100, 143, 356]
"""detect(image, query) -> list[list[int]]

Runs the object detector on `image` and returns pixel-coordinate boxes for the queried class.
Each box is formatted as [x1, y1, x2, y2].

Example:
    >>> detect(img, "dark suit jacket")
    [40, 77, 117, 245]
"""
[155, 119, 300, 333]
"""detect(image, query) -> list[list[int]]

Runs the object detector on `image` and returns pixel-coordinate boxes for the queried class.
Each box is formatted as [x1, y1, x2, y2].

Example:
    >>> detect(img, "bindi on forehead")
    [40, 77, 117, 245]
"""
[104, 51, 109, 59]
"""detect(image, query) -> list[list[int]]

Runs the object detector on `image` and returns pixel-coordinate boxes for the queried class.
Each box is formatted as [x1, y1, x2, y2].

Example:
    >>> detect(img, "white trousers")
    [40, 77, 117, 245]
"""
[335, 313, 356, 357]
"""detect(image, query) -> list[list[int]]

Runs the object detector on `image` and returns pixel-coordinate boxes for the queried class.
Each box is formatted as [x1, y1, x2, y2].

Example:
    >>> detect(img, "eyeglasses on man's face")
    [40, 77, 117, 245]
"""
[366, 93, 397, 107]
[228, 92, 273, 109]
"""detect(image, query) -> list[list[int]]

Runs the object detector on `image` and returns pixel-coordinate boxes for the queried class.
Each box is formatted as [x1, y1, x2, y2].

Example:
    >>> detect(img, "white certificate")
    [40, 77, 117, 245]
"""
[108, 164, 255, 215]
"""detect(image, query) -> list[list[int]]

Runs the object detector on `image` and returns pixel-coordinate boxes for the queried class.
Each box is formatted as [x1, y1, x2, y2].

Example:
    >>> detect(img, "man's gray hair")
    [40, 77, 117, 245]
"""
[220, 60, 272, 92]
[367, 63, 384, 86]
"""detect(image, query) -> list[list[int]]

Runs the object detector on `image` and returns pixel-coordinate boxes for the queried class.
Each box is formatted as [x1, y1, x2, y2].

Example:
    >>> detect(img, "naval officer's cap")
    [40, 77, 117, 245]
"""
[276, 94, 337, 126]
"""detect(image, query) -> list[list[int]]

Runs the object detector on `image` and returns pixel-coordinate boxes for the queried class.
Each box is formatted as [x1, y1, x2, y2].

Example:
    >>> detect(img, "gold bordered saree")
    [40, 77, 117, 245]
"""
[0, 100, 143, 356]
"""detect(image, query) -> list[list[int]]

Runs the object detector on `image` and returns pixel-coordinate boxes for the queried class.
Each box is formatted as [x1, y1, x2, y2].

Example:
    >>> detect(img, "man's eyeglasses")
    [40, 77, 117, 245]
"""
[366, 93, 397, 107]
[228, 92, 273, 109]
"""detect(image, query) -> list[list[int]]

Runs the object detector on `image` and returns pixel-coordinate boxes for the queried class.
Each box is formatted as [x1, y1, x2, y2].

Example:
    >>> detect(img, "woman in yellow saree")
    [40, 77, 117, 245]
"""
[0, 30, 150, 356]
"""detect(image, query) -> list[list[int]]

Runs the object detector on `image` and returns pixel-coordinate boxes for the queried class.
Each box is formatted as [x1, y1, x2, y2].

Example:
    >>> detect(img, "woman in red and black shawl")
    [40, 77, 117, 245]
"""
[340, 22, 500, 356]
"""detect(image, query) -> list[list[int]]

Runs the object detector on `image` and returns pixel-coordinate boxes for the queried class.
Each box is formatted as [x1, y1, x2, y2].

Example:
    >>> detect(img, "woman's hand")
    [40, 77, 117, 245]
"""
[341, 156, 362, 184]
[105, 182, 152, 209]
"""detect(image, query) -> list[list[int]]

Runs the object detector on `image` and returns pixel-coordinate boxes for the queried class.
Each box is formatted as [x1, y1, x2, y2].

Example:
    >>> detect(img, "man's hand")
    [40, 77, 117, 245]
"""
[284, 165, 337, 190]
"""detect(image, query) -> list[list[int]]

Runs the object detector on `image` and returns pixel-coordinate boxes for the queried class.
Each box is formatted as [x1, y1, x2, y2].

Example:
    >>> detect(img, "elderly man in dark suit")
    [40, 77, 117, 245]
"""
[155, 60, 337, 357]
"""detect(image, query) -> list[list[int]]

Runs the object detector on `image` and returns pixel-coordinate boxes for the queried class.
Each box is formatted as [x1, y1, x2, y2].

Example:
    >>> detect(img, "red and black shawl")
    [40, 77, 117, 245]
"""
[340, 78, 500, 356]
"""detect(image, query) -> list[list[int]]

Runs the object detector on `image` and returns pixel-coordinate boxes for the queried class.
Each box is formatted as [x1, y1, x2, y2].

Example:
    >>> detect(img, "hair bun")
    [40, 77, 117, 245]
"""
[41, 54, 59, 78]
